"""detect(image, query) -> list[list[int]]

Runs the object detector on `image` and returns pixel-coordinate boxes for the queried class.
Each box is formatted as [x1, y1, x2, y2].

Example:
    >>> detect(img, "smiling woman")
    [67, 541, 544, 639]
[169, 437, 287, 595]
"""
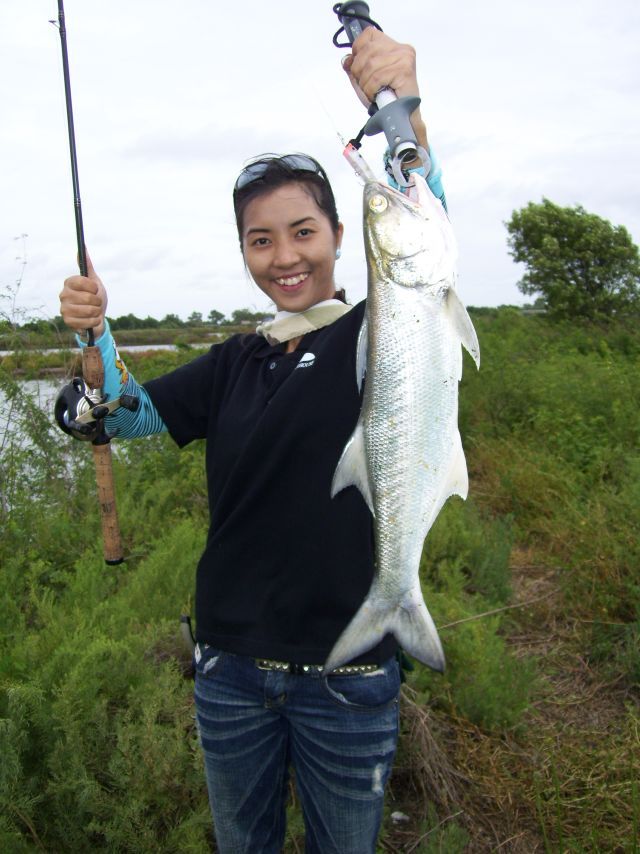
[56, 26, 443, 854]
[234, 154, 343, 299]
[241, 182, 343, 310]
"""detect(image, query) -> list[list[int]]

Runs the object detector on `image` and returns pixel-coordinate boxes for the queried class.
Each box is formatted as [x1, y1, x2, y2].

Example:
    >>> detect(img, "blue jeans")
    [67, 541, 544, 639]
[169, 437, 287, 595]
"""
[194, 645, 400, 854]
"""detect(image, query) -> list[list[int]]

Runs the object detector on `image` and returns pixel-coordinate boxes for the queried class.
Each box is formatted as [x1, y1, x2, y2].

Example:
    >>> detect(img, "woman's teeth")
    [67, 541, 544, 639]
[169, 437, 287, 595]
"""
[275, 273, 309, 287]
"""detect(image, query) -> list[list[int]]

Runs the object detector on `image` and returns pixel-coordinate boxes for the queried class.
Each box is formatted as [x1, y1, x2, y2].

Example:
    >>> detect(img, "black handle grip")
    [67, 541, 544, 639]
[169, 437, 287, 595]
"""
[336, 1, 373, 45]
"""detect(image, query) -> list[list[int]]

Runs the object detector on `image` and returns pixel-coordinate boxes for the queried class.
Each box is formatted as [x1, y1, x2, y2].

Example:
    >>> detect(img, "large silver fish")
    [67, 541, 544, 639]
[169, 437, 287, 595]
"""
[325, 174, 480, 674]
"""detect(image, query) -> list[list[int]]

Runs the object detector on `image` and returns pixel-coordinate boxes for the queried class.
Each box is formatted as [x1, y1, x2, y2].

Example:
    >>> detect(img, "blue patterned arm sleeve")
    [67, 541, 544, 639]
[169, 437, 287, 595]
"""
[423, 148, 447, 212]
[76, 320, 167, 438]
[385, 146, 448, 213]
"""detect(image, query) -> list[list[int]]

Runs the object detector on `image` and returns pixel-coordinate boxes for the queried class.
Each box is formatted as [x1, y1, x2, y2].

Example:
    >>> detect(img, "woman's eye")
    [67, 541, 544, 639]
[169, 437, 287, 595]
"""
[252, 237, 270, 247]
[297, 228, 313, 238]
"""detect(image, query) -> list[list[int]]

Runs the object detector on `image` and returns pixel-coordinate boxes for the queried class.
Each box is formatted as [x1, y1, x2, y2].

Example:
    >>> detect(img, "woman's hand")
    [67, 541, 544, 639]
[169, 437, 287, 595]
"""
[341, 28, 428, 155]
[59, 251, 108, 338]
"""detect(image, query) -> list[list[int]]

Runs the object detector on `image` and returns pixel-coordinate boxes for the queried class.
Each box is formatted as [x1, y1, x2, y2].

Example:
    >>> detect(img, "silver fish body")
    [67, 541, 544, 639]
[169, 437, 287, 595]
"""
[325, 175, 480, 674]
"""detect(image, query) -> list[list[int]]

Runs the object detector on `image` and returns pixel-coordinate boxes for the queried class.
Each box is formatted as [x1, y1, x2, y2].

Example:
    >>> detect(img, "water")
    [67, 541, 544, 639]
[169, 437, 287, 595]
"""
[0, 343, 209, 357]
[0, 341, 211, 446]
[0, 378, 63, 448]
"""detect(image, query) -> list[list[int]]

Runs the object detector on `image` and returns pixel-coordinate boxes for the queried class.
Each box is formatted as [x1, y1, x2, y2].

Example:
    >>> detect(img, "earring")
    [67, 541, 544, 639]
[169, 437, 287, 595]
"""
[335, 248, 342, 259]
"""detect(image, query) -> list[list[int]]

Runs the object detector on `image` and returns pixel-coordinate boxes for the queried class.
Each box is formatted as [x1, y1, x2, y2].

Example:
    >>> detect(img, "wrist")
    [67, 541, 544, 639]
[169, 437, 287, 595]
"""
[408, 115, 429, 161]
[75, 318, 109, 347]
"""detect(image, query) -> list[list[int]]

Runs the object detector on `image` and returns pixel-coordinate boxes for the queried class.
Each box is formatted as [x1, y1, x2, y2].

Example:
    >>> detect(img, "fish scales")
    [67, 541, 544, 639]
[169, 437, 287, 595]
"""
[325, 175, 479, 674]
[368, 285, 461, 578]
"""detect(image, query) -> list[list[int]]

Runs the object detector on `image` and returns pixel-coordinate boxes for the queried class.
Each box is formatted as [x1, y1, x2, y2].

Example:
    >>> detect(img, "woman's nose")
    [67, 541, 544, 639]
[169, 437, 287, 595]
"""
[272, 239, 301, 268]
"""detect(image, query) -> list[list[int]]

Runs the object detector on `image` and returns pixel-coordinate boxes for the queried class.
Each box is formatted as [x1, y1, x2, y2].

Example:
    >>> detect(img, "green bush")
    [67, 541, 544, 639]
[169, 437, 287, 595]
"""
[2, 308, 639, 847]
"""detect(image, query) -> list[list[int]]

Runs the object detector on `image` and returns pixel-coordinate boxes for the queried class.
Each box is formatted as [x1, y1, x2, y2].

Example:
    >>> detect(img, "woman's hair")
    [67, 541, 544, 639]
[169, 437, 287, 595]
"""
[232, 153, 346, 303]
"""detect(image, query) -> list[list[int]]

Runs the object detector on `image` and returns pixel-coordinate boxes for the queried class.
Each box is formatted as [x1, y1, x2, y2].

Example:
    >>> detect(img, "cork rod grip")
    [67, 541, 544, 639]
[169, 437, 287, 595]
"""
[82, 345, 124, 565]
[91, 443, 123, 564]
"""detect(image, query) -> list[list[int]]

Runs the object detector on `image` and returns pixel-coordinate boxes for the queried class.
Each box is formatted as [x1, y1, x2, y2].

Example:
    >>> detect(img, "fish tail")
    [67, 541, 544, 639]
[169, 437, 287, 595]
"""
[323, 581, 445, 674]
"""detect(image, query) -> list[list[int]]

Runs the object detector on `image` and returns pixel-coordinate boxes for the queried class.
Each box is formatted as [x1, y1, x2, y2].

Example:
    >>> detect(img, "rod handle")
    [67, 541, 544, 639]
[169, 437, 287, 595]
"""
[81, 342, 104, 388]
[91, 443, 123, 565]
[82, 344, 123, 565]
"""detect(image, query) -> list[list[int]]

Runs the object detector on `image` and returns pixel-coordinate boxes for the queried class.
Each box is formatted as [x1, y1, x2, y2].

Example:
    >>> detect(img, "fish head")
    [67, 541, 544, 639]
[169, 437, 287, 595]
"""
[363, 175, 456, 289]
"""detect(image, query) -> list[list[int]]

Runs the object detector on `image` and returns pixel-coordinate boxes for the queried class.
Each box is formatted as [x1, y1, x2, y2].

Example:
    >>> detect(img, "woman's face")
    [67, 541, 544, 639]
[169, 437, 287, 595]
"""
[241, 182, 343, 313]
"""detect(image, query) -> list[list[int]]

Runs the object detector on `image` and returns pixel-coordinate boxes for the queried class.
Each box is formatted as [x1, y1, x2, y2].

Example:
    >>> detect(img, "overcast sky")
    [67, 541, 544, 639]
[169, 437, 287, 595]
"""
[2, 0, 638, 323]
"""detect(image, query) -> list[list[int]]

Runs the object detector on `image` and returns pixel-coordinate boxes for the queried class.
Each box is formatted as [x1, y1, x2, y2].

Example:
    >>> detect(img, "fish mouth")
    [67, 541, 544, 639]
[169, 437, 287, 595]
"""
[364, 180, 428, 222]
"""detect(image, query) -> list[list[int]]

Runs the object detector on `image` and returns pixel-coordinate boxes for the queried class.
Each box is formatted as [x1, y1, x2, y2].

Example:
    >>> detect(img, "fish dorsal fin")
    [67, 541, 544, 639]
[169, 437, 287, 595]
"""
[331, 422, 375, 515]
[444, 288, 480, 370]
[356, 314, 367, 392]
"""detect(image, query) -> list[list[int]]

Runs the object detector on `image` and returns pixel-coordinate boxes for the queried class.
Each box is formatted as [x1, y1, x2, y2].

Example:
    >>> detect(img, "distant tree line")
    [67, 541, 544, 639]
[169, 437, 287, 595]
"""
[109, 307, 273, 330]
[4, 199, 639, 334]
[0, 307, 273, 335]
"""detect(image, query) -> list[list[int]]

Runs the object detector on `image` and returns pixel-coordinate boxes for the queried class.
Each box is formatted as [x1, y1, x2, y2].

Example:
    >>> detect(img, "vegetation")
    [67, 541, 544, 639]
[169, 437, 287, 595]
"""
[506, 199, 640, 321]
[0, 310, 273, 354]
[1, 310, 639, 851]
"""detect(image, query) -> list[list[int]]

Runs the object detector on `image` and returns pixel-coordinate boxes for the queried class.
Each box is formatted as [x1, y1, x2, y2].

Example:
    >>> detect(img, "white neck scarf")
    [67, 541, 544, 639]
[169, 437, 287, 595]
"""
[256, 299, 352, 345]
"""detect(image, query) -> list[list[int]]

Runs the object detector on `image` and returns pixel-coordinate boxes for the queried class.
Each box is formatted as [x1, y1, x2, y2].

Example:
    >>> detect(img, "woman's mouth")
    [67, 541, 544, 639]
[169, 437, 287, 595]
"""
[274, 272, 309, 291]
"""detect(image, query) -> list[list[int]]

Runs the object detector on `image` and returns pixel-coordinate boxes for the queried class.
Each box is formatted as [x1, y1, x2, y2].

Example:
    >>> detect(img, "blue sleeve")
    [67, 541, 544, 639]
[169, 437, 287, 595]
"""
[75, 319, 167, 439]
[385, 146, 448, 213]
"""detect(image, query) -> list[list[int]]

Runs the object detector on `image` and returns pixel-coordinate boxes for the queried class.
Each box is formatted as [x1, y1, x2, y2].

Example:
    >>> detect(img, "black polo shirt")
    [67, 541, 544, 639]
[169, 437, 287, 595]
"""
[144, 300, 396, 665]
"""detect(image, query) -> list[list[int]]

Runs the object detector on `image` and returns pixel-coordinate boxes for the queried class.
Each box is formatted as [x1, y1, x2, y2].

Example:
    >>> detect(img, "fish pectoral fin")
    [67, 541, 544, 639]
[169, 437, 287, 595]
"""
[330, 422, 375, 515]
[444, 287, 480, 370]
[355, 314, 368, 392]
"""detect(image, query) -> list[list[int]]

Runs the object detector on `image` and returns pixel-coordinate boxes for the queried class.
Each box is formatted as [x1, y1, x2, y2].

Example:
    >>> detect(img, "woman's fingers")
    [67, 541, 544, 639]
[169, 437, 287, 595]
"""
[60, 250, 108, 336]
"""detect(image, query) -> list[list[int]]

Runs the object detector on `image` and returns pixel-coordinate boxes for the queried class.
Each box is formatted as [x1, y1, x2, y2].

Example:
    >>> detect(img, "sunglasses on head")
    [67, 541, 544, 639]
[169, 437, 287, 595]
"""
[234, 154, 327, 192]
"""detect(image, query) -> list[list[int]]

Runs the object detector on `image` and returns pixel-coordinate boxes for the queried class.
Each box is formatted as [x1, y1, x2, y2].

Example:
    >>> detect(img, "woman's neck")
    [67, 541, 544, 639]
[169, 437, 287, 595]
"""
[285, 336, 302, 354]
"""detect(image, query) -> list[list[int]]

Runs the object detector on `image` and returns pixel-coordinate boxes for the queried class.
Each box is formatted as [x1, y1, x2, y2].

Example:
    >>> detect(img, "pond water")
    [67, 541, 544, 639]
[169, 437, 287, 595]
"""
[0, 343, 209, 357]
[0, 378, 64, 448]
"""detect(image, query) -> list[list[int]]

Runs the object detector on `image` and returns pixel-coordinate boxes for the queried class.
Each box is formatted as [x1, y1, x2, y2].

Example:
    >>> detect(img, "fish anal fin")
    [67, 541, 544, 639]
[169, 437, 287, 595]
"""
[331, 422, 375, 515]
[423, 431, 469, 533]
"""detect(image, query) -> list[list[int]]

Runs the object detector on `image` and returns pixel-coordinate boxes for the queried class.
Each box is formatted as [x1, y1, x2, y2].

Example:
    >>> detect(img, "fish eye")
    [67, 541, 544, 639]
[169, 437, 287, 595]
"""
[369, 195, 388, 214]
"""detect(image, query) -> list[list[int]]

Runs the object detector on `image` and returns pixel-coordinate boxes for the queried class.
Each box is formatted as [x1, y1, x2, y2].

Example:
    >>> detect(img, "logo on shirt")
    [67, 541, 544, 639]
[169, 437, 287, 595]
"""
[295, 352, 316, 370]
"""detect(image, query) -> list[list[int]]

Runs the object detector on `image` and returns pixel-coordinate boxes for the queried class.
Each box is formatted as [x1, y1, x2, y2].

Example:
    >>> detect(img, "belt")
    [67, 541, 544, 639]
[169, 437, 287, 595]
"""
[255, 658, 379, 676]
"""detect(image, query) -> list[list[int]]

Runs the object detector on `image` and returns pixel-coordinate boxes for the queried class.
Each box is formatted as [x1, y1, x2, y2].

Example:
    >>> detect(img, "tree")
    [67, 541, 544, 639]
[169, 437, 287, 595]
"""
[207, 309, 226, 326]
[506, 198, 640, 320]
[111, 313, 144, 330]
[159, 313, 184, 328]
[187, 311, 203, 326]
[230, 308, 273, 325]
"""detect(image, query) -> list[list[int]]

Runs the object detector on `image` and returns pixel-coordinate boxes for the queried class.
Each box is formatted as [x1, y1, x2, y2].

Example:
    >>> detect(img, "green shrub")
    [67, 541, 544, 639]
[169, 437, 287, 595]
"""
[422, 499, 513, 605]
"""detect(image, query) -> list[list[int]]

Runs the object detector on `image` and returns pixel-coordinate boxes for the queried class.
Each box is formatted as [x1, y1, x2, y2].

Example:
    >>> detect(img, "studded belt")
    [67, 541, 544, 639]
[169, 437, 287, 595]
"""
[255, 658, 379, 676]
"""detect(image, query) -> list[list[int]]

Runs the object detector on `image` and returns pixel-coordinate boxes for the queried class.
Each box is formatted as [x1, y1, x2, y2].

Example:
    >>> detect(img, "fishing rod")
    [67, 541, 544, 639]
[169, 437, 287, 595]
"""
[332, 1, 430, 186]
[51, 0, 137, 565]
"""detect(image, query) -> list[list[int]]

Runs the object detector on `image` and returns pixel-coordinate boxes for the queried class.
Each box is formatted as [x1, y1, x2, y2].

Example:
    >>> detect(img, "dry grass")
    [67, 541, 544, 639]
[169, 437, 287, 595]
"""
[376, 549, 640, 853]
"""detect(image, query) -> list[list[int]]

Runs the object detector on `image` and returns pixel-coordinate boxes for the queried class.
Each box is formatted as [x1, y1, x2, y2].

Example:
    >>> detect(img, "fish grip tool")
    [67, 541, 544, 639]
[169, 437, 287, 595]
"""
[332, 1, 430, 186]
[51, 0, 137, 565]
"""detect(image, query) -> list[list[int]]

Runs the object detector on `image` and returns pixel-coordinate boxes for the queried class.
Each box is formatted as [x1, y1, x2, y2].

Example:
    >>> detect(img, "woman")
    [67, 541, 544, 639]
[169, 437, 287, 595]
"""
[60, 30, 446, 854]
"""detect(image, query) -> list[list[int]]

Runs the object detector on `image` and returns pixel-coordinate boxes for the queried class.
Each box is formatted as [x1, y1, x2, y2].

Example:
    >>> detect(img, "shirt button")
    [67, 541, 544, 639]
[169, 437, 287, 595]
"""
[269, 361, 277, 370]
